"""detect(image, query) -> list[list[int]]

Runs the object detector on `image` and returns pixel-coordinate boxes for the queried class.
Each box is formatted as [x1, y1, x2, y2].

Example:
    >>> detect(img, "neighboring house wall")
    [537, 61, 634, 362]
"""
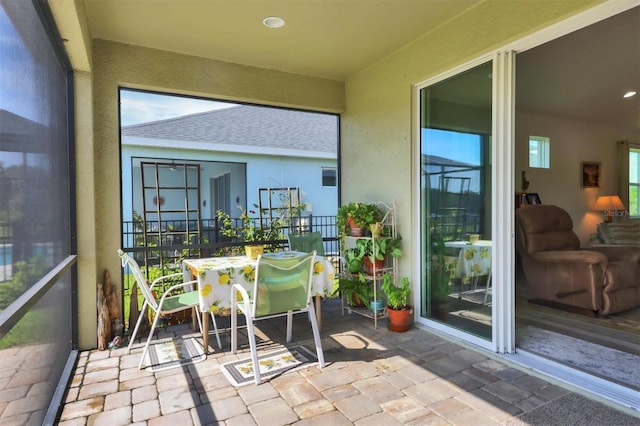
[121, 104, 339, 224]
[122, 142, 338, 223]
[515, 109, 638, 246]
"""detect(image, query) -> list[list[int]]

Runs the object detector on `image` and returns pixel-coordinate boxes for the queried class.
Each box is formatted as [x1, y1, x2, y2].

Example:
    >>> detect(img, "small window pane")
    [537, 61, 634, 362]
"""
[322, 168, 337, 187]
[529, 136, 550, 168]
[630, 147, 639, 216]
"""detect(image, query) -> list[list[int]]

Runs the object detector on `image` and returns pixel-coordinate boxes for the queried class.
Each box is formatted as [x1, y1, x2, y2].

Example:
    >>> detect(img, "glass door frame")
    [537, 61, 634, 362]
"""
[412, 52, 516, 354]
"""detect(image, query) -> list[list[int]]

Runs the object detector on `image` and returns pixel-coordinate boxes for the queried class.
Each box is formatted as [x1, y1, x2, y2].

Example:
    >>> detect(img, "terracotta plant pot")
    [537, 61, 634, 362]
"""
[430, 300, 449, 320]
[387, 306, 413, 332]
[363, 257, 385, 275]
[347, 217, 365, 237]
[350, 294, 366, 308]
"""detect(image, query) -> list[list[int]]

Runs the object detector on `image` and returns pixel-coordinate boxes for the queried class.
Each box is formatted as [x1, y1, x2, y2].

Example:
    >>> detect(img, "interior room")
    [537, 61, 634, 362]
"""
[513, 6, 639, 390]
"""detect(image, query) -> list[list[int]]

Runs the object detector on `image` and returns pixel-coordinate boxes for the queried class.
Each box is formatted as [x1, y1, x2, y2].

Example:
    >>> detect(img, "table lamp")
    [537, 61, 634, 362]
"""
[592, 195, 625, 223]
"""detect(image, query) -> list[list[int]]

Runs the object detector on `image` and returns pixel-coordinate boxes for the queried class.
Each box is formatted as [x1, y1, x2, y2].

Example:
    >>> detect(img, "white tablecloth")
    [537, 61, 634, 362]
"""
[444, 240, 492, 280]
[182, 252, 335, 315]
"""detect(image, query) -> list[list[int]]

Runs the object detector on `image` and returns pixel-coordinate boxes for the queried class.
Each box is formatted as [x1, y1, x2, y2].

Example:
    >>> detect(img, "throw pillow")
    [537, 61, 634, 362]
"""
[597, 221, 640, 245]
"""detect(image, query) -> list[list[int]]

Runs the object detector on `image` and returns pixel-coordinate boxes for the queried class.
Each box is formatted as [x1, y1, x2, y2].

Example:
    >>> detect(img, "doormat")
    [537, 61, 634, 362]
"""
[145, 337, 206, 372]
[220, 346, 318, 387]
[449, 306, 492, 327]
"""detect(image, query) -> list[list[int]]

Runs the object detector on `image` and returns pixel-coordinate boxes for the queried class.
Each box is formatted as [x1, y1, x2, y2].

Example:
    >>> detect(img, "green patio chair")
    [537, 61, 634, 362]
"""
[230, 251, 325, 384]
[287, 231, 325, 255]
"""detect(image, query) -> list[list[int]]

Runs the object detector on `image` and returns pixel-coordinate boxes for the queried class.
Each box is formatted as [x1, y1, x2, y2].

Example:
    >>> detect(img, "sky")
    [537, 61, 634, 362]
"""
[119, 89, 236, 126]
[119, 90, 483, 171]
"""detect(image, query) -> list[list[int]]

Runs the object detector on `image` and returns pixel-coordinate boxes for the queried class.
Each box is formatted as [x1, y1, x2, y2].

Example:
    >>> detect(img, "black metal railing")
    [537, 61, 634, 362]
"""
[119, 215, 340, 323]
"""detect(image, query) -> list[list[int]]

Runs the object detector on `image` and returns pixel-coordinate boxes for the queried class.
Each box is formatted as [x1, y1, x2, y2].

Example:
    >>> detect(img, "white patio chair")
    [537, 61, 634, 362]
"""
[117, 249, 220, 370]
[230, 251, 325, 384]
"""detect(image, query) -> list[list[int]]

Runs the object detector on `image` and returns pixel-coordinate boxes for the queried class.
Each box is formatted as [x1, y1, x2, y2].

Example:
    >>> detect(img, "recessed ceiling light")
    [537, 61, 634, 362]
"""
[263, 16, 285, 28]
[623, 91, 636, 98]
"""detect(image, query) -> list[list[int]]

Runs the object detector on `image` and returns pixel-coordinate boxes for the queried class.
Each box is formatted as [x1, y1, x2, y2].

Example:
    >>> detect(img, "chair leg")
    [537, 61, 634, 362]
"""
[286, 311, 293, 342]
[307, 302, 325, 368]
[483, 274, 492, 305]
[138, 309, 161, 370]
[127, 300, 148, 352]
[244, 317, 262, 385]
[231, 299, 238, 354]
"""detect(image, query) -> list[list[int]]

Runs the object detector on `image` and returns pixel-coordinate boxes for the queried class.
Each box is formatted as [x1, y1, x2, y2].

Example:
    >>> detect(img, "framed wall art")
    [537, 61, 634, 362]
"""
[581, 161, 600, 188]
[525, 193, 541, 205]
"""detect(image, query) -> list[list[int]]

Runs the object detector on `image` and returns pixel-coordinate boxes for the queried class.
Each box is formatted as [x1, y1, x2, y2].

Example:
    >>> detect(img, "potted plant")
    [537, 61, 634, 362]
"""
[337, 202, 383, 238]
[217, 207, 269, 259]
[333, 274, 372, 308]
[344, 240, 367, 273]
[369, 221, 383, 237]
[381, 274, 412, 332]
[362, 235, 402, 275]
[430, 233, 451, 319]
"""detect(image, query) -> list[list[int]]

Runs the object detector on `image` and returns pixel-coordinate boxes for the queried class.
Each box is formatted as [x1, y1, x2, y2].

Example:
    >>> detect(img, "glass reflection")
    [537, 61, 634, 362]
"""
[420, 61, 493, 339]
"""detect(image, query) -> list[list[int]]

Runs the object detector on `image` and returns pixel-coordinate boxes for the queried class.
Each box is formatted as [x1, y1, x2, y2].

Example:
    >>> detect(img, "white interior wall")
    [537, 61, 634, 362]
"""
[515, 109, 638, 245]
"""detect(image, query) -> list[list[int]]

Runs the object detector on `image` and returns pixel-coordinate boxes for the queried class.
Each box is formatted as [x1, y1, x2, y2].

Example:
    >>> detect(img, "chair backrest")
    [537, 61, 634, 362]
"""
[515, 205, 580, 257]
[117, 249, 159, 311]
[287, 231, 325, 256]
[252, 251, 316, 317]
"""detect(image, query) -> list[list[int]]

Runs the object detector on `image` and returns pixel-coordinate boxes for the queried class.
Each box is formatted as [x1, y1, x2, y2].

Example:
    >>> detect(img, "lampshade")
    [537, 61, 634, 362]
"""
[592, 195, 625, 222]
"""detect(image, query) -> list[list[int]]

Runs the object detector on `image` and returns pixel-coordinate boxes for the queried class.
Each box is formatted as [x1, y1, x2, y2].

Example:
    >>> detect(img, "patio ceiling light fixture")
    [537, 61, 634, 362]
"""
[623, 91, 636, 98]
[263, 16, 285, 28]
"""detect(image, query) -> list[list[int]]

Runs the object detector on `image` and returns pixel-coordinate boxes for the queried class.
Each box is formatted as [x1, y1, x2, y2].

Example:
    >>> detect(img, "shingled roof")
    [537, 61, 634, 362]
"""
[121, 104, 337, 154]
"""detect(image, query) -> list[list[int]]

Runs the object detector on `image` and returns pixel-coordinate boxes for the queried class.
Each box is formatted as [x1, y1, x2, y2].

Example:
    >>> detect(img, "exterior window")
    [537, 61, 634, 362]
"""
[322, 168, 337, 187]
[529, 136, 550, 168]
[630, 146, 639, 217]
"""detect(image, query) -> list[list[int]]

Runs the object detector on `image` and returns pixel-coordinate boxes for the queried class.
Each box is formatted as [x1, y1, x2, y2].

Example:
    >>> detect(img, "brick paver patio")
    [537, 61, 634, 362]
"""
[48, 299, 640, 425]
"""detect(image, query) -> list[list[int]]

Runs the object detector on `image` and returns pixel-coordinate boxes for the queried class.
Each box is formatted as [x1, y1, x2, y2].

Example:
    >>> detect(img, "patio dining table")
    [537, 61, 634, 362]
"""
[182, 251, 335, 351]
[444, 240, 492, 303]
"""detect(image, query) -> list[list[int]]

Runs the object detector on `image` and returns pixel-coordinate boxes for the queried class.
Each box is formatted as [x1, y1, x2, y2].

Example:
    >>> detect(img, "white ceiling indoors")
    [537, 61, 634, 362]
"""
[69, 1, 638, 132]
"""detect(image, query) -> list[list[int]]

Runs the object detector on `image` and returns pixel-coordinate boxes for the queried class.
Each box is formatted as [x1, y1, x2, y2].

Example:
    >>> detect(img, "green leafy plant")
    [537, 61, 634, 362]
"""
[365, 235, 402, 262]
[217, 206, 266, 243]
[333, 274, 372, 306]
[342, 234, 402, 275]
[430, 233, 451, 302]
[344, 241, 367, 273]
[337, 202, 384, 238]
[381, 274, 410, 310]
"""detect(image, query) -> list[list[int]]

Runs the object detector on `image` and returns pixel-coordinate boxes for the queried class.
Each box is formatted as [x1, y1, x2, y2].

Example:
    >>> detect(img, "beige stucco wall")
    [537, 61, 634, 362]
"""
[74, 71, 98, 350]
[341, 0, 604, 280]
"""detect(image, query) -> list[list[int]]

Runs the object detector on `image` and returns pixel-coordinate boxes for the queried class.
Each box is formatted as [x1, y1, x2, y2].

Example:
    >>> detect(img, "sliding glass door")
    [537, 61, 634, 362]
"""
[418, 60, 494, 340]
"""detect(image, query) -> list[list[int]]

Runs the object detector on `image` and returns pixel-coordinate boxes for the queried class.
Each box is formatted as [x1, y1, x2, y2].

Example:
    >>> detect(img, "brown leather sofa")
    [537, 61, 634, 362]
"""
[515, 204, 640, 315]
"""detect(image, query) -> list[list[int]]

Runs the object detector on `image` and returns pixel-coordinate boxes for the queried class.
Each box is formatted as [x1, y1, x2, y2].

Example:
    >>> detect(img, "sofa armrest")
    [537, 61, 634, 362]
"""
[588, 246, 640, 263]
[531, 250, 607, 266]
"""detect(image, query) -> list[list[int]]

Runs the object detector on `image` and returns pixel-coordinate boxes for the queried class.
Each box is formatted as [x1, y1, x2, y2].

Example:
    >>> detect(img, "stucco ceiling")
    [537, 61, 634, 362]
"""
[79, 0, 482, 81]
[516, 6, 639, 133]
[59, 1, 638, 132]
